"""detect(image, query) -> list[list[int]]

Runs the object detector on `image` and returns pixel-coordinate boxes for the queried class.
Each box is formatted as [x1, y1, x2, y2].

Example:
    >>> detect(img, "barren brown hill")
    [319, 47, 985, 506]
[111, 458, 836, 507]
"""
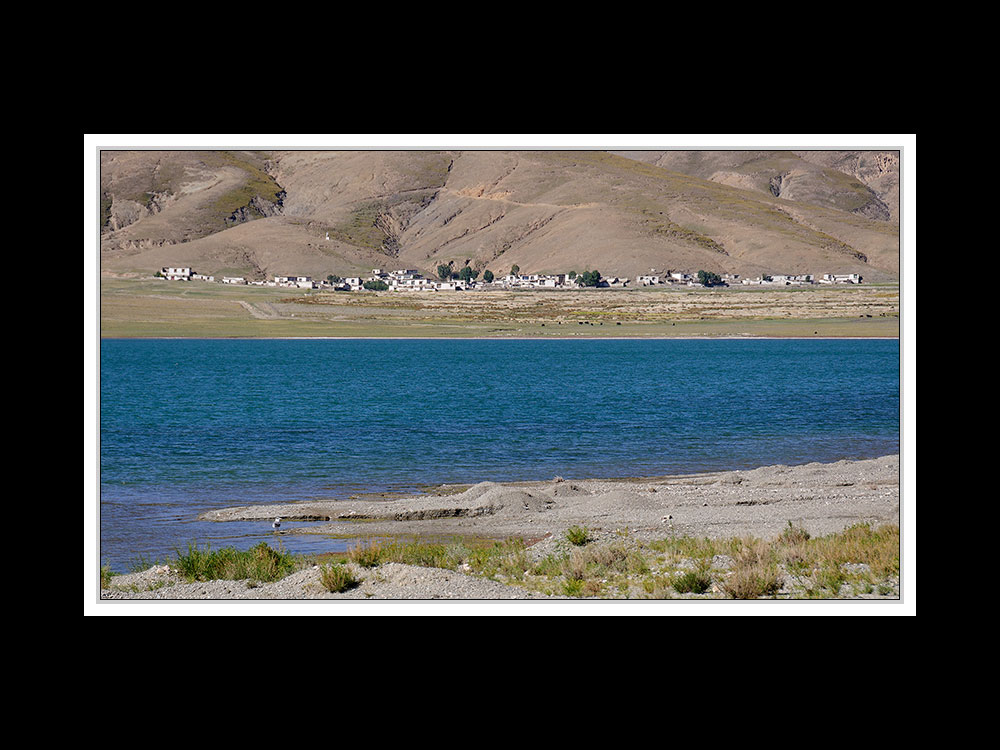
[613, 150, 900, 222]
[100, 150, 900, 283]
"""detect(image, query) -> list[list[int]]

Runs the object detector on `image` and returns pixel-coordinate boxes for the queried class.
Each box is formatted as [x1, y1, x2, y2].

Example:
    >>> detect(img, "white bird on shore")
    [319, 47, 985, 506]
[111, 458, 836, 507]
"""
[272, 517, 281, 530]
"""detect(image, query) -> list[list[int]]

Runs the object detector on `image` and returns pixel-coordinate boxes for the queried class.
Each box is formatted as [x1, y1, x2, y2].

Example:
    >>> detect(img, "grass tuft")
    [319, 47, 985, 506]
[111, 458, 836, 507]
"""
[319, 563, 360, 593]
[174, 541, 298, 583]
[778, 521, 811, 546]
[565, 525, 591, 546]
[101, 564, 115, 589]
[721, 538, 782, 599]
[672, 569, 713, 594]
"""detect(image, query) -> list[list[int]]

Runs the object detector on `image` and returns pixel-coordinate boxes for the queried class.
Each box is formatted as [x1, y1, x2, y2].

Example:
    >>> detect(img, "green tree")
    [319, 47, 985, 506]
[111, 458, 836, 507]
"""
[363, 280, 389, 291]
[576, 270, 602, 287]
[437, 264, 452, 281]
[510, 264, 520, 276]
[483, 269, 495, 283]
[327, 274, 342, 284]
[458, 266, 478, 282]
[697, 270, 722, 287]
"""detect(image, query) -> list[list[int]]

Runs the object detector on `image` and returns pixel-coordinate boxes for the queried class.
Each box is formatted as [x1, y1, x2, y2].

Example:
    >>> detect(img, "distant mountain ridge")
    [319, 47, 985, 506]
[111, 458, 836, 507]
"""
[100, 149, 900, 282]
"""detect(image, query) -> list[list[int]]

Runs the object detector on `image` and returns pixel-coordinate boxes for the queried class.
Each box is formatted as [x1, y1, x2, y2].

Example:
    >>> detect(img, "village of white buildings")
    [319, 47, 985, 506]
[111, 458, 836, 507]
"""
[157, 266, 863, 290]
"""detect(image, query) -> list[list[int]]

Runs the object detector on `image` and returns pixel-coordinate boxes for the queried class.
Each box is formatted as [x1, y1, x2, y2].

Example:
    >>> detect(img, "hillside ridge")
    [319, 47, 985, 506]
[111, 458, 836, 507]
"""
[100, 150, 900, 282]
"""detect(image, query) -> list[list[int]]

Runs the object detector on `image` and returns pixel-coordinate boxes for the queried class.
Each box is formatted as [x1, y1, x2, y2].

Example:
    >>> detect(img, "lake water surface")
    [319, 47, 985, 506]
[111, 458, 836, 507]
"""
[98, 338, 899, 572]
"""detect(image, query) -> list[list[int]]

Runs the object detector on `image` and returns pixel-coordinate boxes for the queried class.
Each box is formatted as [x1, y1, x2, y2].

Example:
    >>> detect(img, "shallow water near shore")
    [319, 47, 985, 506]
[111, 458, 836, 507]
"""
[99, 338, 899, 572]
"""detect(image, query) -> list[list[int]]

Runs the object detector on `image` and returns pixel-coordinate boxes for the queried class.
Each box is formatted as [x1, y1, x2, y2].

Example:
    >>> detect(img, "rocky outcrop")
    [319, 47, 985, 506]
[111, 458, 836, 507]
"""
[104, 190, 173, 232]
[852, 195, 892, 221]
[225, 190, 286, 227]
[769, 173, 789, 198]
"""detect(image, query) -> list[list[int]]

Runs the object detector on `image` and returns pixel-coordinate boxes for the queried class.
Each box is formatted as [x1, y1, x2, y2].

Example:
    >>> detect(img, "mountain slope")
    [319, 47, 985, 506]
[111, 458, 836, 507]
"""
[612, 150, 900, 222]
[100, 149, 900, 282]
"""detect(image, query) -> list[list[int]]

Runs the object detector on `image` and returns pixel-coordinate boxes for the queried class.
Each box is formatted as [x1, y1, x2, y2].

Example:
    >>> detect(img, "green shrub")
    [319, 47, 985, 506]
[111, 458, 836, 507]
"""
[565, 525, 591, 546]
[697, 270, 723, 287]
[672, 569, 712, 594]
[320, 563, 359, 593]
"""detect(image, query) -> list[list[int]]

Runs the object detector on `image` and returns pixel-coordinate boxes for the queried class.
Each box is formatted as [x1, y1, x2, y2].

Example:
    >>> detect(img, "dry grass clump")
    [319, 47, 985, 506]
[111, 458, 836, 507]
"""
[811, 523, 899, 578]
[721, 538, 783, 599]
[777, 520, 811, 546]
[562, 540, 648, 582]
[319, 563, 360, 593]
[648, 536, 721, 566]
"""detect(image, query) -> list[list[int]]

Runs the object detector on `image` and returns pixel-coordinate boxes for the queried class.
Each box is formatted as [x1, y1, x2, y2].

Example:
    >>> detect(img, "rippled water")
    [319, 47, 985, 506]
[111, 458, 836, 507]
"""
[98, 338, 899, 571]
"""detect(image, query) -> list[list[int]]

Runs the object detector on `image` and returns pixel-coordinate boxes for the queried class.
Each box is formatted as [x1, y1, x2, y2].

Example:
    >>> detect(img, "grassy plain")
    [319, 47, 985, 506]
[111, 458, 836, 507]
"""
[99, 277, 900, 339]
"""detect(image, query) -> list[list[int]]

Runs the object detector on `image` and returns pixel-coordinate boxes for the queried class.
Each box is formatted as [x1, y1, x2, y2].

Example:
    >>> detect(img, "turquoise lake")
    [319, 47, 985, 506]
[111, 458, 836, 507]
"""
[98, 338, 900, 572]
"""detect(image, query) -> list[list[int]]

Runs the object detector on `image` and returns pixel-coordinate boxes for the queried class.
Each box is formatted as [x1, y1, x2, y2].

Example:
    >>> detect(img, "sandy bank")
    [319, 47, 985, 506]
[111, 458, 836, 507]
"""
[199, 454, 900, 545]
[101, 455, 901, 602]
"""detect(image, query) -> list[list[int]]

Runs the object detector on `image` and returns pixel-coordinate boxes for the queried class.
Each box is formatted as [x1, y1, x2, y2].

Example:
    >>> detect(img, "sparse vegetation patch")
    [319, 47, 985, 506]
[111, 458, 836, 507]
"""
[102, 520, 899, 600]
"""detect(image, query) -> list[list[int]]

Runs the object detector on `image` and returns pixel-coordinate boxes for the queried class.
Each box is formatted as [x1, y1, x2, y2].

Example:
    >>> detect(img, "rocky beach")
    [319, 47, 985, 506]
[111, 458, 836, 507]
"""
[99, 454, 903, 603]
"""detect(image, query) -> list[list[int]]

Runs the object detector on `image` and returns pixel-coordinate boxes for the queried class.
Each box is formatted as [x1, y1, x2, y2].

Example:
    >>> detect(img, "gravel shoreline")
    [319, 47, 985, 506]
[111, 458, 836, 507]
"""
[100, 454, 902, 603]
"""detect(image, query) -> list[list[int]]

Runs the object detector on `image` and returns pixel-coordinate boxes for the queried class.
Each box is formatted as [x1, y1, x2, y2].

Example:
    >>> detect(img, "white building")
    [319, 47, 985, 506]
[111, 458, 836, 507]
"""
[392, 277, 436, 291]
[822, 273, 861, 284]
[161, 267, 192, 281]
[222, 276, 246, 285]
[274, 275, 315, 289]
[769, 274, 813, 285]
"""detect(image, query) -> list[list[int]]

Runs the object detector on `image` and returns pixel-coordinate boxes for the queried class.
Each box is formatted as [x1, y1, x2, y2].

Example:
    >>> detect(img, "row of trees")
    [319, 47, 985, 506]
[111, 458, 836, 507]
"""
[571, 270, 603, 287]
[437, 264, 495, 283]
[436, 261, 605, 286]
[327, 267, 728, 289]
[697, 270, 723, 286]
